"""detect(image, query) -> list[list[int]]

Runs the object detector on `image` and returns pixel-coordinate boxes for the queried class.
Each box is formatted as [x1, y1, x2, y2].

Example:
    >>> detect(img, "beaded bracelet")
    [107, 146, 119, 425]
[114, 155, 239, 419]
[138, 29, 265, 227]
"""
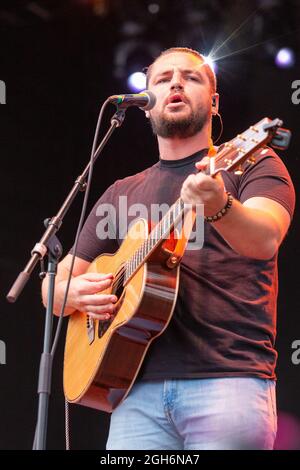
[205, 191, 233, 223]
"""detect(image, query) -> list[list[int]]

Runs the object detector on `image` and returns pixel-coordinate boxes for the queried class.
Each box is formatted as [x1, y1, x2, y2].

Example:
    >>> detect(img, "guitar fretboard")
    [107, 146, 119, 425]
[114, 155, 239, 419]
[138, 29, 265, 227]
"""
[124, 197, 185, 282]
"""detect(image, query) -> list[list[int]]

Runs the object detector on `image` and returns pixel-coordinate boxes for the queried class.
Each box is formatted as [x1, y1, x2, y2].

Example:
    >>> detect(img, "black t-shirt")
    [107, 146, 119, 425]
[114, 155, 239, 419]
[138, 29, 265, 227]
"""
[70, 148, 295, 380]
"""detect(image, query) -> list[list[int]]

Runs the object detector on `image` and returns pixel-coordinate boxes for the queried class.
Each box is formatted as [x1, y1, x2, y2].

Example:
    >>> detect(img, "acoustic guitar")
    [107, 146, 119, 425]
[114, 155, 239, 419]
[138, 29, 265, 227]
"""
[63, 118, 290, 412]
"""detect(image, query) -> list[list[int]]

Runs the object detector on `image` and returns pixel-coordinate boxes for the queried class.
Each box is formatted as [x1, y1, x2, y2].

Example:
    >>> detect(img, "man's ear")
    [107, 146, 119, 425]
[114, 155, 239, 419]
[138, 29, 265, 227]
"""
[212, 93, 219, 115]
[145, 110, 150, 119]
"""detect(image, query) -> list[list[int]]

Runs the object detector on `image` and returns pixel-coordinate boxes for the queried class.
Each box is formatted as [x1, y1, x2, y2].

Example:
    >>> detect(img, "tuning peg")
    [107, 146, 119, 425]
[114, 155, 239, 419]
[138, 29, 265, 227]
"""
[234, 165, 244, 176]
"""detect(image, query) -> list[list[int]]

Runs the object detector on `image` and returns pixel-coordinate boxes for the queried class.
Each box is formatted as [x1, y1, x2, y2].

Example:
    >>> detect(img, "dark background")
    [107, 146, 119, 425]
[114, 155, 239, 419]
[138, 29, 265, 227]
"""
[0, 0, 299, 450]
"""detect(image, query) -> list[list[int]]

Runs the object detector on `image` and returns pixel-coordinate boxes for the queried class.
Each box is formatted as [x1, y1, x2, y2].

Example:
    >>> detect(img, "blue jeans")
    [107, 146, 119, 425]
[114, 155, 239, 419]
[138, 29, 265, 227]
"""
[106, 378, 277, 450]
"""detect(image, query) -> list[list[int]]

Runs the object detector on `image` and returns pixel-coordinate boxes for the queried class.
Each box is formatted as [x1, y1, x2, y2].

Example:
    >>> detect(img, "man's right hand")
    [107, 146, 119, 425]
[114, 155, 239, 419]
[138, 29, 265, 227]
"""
[58, 272, 118, 320]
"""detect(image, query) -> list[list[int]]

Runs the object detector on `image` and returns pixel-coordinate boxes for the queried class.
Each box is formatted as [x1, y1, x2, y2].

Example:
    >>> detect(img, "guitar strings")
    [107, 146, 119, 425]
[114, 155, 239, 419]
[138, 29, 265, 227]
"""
[111, 264, 129, 292]
[110, 211, 182, 292]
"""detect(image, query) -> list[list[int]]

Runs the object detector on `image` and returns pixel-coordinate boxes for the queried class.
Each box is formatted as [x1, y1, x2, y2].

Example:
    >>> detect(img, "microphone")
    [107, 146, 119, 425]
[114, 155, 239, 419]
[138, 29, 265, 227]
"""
[108, 90, 156, 110]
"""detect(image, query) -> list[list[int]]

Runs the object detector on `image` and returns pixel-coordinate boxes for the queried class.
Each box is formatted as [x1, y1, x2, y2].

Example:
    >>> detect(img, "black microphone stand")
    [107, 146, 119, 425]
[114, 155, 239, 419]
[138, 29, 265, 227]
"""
[6, 108, 126, 450]
[34, 224, 63, 450]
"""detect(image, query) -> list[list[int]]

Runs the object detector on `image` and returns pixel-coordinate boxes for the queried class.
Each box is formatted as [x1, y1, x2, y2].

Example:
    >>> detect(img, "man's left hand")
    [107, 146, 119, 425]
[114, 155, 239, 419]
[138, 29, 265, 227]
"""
[180, 157, 228, 217]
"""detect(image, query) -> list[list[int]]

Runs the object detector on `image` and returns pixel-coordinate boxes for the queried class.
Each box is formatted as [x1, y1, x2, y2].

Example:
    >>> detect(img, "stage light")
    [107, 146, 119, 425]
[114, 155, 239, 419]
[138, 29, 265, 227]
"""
[275, 48, 295, 69]
[127, 72, 147, 92]
[113, 39, 161, 93]
[148, 3, 160, 14]
[203, 55, 218, 74]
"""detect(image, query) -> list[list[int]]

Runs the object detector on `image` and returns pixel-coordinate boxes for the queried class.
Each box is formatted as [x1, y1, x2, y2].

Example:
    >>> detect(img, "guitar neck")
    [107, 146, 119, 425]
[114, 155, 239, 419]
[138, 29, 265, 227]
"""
[124, 197, 186, 282]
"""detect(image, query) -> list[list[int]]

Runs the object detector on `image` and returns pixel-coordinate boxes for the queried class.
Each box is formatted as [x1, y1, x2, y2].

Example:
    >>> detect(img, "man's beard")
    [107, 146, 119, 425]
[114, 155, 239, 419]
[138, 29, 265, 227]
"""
[149, 105, 209, 139]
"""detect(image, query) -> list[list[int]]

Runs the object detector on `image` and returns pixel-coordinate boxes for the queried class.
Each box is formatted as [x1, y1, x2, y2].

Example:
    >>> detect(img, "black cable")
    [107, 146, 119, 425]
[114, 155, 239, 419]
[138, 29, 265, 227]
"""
[213, 112, 224, 145]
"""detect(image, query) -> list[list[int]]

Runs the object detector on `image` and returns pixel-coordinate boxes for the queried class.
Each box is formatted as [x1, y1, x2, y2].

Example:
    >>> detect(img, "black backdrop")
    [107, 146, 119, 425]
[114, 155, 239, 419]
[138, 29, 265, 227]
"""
[0, 2, 299, 450]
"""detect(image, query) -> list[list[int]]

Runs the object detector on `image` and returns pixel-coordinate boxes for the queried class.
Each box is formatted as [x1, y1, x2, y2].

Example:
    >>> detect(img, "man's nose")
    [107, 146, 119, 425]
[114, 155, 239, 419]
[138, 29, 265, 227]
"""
[170, 72, 183, 90]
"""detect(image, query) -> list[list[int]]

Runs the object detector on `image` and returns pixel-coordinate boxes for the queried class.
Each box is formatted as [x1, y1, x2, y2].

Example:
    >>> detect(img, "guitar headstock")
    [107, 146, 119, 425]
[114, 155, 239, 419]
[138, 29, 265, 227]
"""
[209, 117, 291, 177]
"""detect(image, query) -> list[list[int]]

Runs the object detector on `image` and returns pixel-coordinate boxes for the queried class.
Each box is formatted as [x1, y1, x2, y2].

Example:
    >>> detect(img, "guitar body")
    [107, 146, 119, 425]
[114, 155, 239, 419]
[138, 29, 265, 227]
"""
[64, 218, 180, 412]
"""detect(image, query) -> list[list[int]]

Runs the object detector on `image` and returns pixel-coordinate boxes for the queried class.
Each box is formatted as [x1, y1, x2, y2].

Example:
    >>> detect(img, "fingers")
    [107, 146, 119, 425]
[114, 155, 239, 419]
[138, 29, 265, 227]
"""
[86, 301, 117, 320]
[194, 174, 217, 191]
[195, 157, 210, 171]
[181, 170, 224, 207]
[77, 277, 114, 295]
[85, 302, 116, 315]
[77, 290, 117, 315]
[182, 173, 211, 195]
[214, 172, 225, 184]
[81, 272, 114, 281]
[81, 294, 118, 307]
[69, 271, 118, 315]
[87, 312, 112, 321]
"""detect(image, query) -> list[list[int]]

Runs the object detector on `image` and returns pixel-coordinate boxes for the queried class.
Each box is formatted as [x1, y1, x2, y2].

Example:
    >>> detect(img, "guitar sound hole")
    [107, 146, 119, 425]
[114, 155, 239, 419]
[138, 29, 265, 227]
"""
[98, 319, 112, 338]
[110, 266, 125, 300]
[98, 266, 125, 339]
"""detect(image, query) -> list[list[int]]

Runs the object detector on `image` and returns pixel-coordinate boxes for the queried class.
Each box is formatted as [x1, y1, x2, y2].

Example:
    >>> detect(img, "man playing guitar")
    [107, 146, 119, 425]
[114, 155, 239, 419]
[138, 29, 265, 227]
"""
[42, 47, 295, 450]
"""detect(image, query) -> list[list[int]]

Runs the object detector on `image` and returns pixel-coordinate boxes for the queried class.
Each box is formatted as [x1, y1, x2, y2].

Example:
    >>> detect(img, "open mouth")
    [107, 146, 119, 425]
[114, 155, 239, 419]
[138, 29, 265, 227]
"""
[167, 93, 185, 104]
[166, 93, 187, 109]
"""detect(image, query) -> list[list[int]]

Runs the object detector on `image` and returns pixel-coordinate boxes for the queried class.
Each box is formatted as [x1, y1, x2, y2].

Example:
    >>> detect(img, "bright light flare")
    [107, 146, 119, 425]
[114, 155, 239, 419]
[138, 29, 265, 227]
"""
[127, 72, 147, 92]
[275, 48, 295, 69]
[203, 55, 218, 74]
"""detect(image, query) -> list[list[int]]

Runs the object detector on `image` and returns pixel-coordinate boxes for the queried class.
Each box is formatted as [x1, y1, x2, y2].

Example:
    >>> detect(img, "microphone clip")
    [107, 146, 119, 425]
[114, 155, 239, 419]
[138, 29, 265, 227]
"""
[111, 108, 126, 127]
